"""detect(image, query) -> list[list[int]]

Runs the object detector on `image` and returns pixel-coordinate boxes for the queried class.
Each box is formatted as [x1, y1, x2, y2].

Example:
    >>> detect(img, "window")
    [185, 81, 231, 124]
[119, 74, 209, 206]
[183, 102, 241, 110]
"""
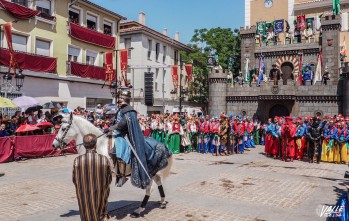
[155, 43, 160, 61]
[103, 21, 112, 35]
[86, 50, 98, 66]
[35, 39, 51, 56]
[174, 50, 179, 65]
[68, 46, 81, 62]
[124, 38, 131, 58]
[36, 0, 51, 15]
[12, 0, 26, 7]
[87, 14, 97, 30]
[147, 39, 152, 60]
[163, 46, 166, 63]
[12, 34, 27, 52]
[69, 8, 80, 24]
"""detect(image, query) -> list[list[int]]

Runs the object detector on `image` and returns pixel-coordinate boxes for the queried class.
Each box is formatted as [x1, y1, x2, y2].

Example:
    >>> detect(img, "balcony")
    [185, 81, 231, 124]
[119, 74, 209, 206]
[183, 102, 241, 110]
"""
[0, 0, 40, 19]
[67, 61, 116, 81]
[0, 48, 57, 73]
[68, 22, 116, 49]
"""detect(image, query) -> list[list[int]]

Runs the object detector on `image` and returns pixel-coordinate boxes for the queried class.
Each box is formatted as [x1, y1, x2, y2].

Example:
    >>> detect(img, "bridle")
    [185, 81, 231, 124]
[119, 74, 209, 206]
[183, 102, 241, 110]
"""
[54, 119, 73, 150]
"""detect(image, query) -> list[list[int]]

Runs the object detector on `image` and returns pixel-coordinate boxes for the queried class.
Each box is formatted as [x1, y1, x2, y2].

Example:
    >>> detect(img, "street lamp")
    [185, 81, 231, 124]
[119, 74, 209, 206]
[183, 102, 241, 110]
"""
[15, 70, 25, 91]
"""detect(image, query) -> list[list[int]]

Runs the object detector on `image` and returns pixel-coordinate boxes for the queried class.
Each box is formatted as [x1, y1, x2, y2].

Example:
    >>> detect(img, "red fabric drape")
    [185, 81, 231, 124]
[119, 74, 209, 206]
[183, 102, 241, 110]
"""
[69, 22, 115, 49]
[14, 135, 77, 159]
[105, 51, 114, 83]
[171, 65, 179, 88]
[120, 49, 128, 72]
[0, 49, 57, 73]
[0, 137, 14, 163]
[0, 0, 40, 19]
[297, 15, 306, 31]
[185, 64, 193, 83]
[3, 22, 18, 76]
[70, 61, 106, 80]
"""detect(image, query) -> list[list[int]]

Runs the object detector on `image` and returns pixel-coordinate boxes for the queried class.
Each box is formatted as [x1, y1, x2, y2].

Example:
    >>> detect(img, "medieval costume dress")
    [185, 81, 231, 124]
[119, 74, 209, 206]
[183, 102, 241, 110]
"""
[211, 118, 221, 155]
[337, 123, 349, 164]
[295, 119, 306, 160]
[252, 120, 260, 145]
[72, 149, 112, 221]
[219, 115, 230, 156]
[322, 123, 337, 163]
[264, 121, 273, 156]
[168, 117, 183, 154]
[109, 104, 172, 189]
[244, 119, 256, 148]
[270, 119, 280, 158]
[281, 117, 296, 161]
[234, 119, 245, 153]
[333, 123, 341, 164]
[197, 118, 205, 153]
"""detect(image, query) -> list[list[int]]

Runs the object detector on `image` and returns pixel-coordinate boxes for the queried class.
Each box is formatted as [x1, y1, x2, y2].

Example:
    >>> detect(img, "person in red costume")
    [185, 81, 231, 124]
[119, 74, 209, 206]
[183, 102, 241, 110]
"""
[281, 116, 297, 162]
[234, 117, 245, 153]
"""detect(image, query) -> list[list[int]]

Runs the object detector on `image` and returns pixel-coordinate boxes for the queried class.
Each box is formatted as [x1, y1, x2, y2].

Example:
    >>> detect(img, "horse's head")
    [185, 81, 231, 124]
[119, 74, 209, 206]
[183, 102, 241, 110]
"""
[52, 112, 78, 150]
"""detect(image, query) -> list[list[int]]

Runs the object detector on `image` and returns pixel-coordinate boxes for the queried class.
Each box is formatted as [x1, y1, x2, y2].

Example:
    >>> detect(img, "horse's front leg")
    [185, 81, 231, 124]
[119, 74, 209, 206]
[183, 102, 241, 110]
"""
[131, 180, 153, 218]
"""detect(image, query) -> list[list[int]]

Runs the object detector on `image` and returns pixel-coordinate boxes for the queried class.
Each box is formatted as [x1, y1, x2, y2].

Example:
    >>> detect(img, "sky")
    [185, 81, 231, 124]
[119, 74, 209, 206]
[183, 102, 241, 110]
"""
[91, 0, 245, 44]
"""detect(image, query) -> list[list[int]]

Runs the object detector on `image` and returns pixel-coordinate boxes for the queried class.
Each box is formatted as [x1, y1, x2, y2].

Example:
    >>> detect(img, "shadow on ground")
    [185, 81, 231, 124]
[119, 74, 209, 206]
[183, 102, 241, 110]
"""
[109, 200, 163, 220]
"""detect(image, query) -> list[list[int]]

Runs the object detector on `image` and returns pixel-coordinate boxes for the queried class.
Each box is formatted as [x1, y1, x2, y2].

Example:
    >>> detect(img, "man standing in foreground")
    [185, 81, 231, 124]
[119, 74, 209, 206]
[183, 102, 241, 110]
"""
[73, 134, 112, 221]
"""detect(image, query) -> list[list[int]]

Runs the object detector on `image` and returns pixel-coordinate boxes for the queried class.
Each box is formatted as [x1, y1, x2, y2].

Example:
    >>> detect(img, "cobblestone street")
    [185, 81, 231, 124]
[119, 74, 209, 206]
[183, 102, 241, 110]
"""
[0, 146, 347, 221]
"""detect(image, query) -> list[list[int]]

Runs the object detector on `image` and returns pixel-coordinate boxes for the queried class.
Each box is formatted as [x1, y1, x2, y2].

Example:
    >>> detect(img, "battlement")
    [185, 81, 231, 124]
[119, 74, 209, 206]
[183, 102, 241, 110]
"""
[208, 67, 228, 78]
[240, 25, 256, 35]
[321, 14, 341, 25]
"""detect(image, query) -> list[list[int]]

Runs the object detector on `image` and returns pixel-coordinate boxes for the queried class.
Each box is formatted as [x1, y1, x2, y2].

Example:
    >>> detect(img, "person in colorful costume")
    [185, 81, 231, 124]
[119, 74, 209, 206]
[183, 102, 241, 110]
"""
[203, 116, 211, 154]
[228, 116, 236, 155]
[244, 117, 256, 148]
[295, 117, 306, 160]
[211, 116, 221, 156]
[168, 116, 183, 154]
[322, 120, 337, 162]
[234, 117, 245, 153]
[219, 114, 230, 156]
[264, 118, 273, 156]
[302, 64, 313, 85]
[281, 116, 296, 162]
[337, 122, 349, 164]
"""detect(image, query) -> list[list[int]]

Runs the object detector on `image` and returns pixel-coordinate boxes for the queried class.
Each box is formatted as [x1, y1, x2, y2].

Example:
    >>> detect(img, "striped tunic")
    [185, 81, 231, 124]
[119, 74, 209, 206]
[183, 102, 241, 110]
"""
[72, 150, 112, 221]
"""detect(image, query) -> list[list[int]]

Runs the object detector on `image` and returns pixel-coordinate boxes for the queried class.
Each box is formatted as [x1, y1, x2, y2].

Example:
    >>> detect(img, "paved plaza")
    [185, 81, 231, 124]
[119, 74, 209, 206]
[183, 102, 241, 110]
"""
[0, 146, 348, 221]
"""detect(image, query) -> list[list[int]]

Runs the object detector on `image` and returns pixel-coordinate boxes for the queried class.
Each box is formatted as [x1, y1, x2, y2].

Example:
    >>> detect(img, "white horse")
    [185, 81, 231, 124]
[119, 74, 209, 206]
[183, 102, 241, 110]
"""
[52, 113, 173, 218]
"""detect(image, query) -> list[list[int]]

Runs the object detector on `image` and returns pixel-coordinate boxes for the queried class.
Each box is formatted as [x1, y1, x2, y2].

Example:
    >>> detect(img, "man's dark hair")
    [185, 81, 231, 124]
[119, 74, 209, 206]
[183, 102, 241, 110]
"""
[83, 134, 97, 149]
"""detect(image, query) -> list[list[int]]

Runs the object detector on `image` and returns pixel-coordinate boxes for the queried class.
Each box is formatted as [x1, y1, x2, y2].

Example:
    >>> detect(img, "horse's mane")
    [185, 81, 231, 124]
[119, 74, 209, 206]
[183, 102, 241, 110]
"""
[63, 114, 103, 136]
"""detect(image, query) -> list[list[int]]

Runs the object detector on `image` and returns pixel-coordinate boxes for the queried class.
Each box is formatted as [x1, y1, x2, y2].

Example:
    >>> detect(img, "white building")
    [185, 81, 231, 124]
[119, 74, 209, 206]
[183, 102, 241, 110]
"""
[119, 12, 198, 116]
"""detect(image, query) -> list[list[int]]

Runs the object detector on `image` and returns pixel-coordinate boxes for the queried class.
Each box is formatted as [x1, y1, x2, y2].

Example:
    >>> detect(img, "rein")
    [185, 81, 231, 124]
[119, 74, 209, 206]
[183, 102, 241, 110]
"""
[54, 119, 105, 151]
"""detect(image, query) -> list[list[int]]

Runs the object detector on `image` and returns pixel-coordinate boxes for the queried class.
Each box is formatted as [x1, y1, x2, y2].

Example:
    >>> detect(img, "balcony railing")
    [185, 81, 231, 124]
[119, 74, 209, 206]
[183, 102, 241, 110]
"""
[0, 0, 40, 19]
[68, 22, 116, 49]
[0, 48, 57, 73]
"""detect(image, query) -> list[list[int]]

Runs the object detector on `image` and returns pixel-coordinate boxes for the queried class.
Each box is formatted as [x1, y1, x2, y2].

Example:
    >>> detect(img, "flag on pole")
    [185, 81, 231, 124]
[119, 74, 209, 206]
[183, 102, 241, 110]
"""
[171, 65, 179, 88]
[257, 56, 264, 86]
[244, 58, 250, 83]
[341, 37, 347, 62]
[333, 0, 341, 15]
[185, 64, 193, 84]
[3, 22, 18, 77]
[105, 51, 113, 84]
[313, 53, 322, 85]
[298, 53, 303, 85]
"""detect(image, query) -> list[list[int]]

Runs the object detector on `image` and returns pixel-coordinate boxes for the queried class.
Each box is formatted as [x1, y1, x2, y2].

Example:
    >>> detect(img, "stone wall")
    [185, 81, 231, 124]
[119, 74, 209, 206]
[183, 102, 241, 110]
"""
[208, 68, 227, 116]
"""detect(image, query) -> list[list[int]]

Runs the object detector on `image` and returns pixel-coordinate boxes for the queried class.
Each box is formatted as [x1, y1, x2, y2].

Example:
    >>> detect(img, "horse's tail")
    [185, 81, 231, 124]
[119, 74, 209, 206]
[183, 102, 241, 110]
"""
[159, 155, 173, 179]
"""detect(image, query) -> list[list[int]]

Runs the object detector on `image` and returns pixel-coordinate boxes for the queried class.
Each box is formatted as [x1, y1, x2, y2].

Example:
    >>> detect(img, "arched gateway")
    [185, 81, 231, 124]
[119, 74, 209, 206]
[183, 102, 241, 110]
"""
[269, 104, 290, 119]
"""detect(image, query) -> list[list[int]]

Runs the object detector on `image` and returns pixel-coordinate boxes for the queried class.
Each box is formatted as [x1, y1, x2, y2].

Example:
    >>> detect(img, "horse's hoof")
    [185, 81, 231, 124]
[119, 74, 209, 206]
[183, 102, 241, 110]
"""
[160, 201, 168, 209]
[130, 212, 140, 218]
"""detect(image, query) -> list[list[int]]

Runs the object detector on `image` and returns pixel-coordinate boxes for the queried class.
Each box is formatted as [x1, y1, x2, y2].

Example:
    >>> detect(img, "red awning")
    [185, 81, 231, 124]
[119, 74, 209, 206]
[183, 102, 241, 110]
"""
[0, 49, 57, 73]
[0, 0, 40, 19]
[69, 22, 116, 49]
